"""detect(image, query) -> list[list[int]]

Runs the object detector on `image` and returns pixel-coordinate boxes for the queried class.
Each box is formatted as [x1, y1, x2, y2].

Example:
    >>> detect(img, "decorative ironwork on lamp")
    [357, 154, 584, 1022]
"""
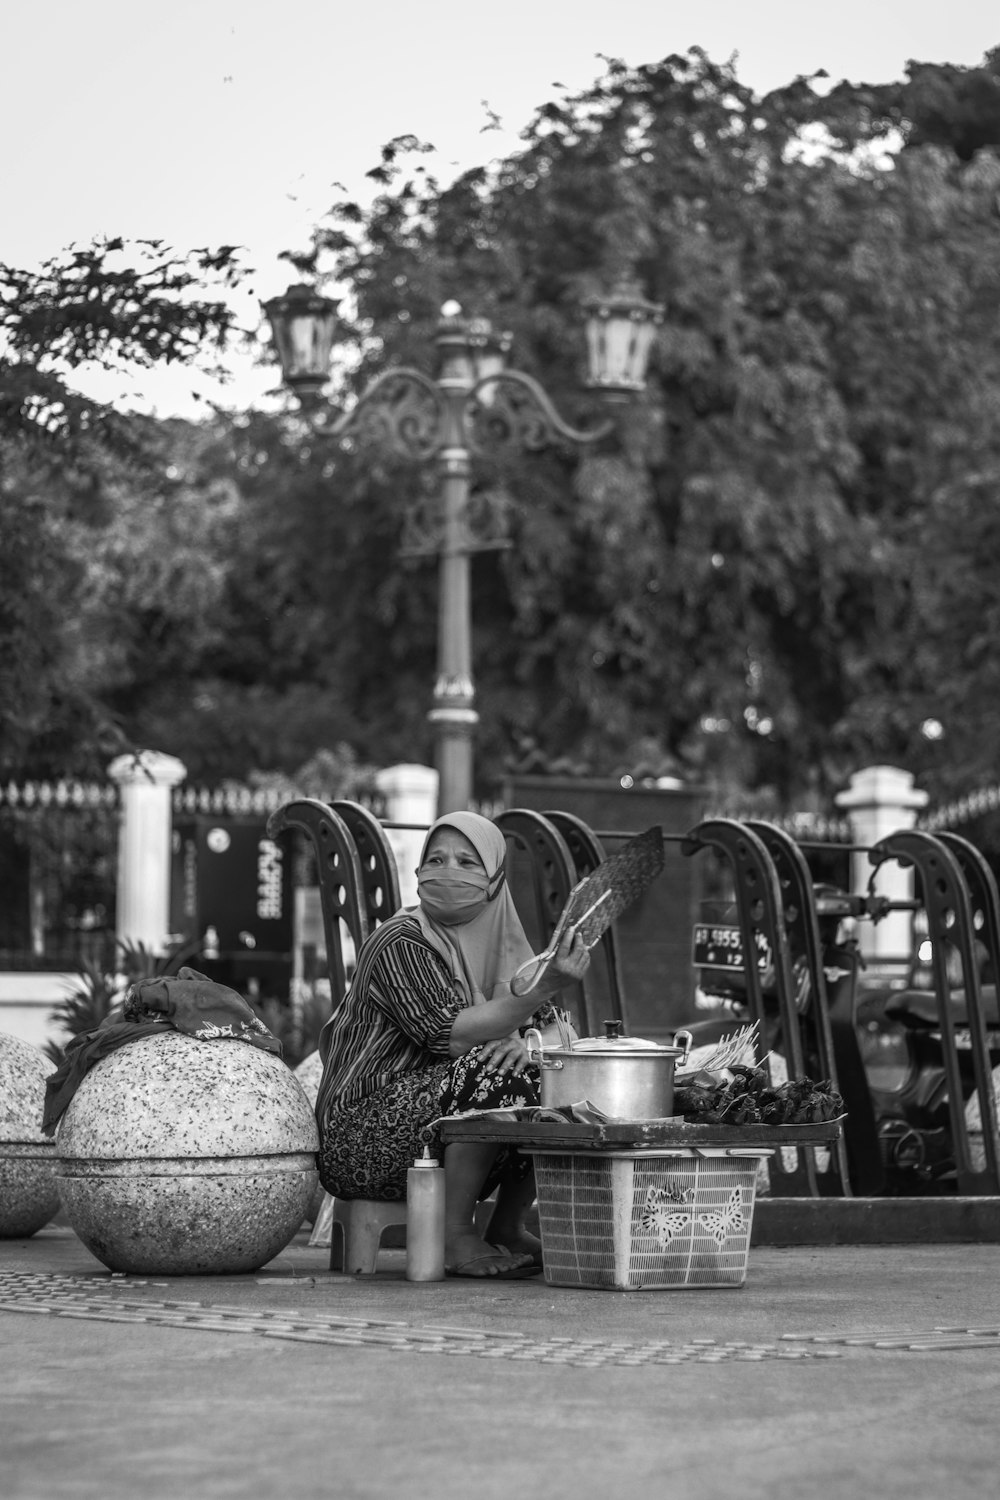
[261, 278, 662, 814]
[265, 281, 664, 406]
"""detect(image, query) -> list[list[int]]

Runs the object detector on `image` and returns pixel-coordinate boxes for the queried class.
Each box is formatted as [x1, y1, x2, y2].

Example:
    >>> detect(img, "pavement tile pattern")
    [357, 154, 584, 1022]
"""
[780, 1324, 1000, 1352]
[0, 1269, 842, 1366]
[6, 1270, 1000, 1363]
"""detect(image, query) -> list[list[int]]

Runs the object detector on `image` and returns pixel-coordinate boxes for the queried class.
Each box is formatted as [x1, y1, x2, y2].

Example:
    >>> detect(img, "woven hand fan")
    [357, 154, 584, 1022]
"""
[512, 825, 665, 994]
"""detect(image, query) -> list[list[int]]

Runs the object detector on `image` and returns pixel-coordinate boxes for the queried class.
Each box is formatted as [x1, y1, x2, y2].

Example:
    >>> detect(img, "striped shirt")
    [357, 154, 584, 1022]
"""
[315, 915, 466, 1119]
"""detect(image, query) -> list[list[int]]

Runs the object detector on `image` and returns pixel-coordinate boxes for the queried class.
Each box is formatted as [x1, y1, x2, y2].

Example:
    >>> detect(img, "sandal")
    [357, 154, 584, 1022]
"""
[488, 1239, 544, 1271]
[445, 1252, 542, 1280]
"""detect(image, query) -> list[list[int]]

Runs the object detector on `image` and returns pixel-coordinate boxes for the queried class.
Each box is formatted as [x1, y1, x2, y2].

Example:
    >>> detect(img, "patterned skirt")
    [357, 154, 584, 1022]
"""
[318, 1046, 540, 1202]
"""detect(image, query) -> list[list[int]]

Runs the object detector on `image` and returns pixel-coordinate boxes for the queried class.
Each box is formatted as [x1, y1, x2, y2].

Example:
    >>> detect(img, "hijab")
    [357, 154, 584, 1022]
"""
[404, 811, 533, 1006]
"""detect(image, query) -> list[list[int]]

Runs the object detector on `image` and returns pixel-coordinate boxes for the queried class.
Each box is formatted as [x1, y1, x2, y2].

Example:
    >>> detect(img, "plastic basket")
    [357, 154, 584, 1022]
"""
[531, 1148, 773, 1291]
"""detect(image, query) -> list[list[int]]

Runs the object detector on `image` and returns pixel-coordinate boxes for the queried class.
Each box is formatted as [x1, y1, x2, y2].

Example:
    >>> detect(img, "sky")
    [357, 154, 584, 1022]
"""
[2, 0, 997, 417]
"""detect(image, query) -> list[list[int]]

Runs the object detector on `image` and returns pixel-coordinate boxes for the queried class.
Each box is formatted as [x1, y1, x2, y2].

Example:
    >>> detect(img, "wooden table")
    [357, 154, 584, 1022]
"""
[438, 1116, 843, 1152]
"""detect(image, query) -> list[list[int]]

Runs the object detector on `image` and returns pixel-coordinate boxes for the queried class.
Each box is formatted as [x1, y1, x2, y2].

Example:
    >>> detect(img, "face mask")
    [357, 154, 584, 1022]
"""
[416, 868, 491, 926]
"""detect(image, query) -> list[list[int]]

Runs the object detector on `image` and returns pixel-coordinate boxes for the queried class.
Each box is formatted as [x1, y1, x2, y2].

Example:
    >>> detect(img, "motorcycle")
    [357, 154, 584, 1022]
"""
[856, 925, 1000, 1192]
[686, 881, 890, 1196]
[684, 824, 1000, 1196]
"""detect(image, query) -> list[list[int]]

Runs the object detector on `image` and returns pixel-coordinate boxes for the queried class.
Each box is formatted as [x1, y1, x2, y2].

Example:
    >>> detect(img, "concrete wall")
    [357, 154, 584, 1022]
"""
[0, 973, 73, 1050]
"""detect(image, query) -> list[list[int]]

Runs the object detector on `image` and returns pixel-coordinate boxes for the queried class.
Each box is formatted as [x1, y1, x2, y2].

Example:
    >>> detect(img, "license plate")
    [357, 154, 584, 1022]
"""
[692, 923, 770, 974]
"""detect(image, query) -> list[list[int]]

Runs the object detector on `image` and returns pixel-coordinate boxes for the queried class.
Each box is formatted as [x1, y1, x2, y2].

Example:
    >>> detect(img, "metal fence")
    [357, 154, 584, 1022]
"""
[3, 769, 994, 977]
[0, 781, 120, 972]
[0, 779, 388, 974]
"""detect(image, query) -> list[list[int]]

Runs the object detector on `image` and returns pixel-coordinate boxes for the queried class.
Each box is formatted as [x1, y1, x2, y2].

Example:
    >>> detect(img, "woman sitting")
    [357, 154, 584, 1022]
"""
[315, 810, 589, 1278]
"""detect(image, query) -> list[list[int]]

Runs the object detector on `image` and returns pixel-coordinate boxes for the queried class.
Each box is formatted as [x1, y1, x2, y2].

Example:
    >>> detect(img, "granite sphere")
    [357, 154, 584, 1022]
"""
[55, 1031, 320, 1274]
[0, 1030, 61, 1237]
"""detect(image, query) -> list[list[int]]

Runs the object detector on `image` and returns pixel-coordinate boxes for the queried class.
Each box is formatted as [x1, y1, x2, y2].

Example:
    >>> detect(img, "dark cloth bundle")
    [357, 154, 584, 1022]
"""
[42, 967, 282, 1136]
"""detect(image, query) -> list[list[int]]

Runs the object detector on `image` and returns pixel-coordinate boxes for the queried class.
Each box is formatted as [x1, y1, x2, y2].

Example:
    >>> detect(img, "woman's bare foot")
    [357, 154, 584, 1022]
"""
[444, 1231, 535, 1278]
[484, 1226, 543, 1265]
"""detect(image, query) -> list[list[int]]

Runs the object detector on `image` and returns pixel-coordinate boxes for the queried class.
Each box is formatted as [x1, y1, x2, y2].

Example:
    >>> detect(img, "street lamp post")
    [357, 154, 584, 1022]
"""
[263, 281, 663, 815]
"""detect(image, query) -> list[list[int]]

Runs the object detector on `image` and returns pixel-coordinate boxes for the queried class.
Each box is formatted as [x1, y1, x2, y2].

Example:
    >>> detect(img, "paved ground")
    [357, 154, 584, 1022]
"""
[2, 1221, 1000, 1500]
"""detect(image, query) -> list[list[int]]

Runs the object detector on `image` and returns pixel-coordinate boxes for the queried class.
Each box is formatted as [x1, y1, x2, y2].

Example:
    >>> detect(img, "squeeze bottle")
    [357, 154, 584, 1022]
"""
[406, 1147, 446, 1282]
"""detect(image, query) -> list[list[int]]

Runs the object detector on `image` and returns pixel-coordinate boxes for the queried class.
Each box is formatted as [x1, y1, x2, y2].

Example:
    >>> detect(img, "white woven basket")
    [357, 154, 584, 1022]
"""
[531, 1147, 773, 1291]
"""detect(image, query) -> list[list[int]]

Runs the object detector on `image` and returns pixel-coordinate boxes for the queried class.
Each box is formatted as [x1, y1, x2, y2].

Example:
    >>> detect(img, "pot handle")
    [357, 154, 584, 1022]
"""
[673, 1029, 693, 1067]
[524, 1027, 543, 1063]
[523, 1028, 563, 1070]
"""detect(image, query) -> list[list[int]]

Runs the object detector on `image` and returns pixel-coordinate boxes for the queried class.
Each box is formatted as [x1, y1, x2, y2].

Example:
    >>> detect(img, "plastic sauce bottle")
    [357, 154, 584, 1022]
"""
[406, 1147, 446, 1282]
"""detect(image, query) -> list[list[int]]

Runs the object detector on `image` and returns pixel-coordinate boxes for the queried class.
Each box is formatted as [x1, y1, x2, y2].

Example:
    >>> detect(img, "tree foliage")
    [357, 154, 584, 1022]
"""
[1, 237, 245, 447]
[0, 239, 248, 775]
[261, 46, 1000, 803]
[5, 50, 1000, 811]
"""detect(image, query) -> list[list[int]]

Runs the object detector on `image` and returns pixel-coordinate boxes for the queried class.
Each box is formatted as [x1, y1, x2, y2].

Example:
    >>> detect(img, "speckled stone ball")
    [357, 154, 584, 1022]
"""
[55, 1032, 319, 1275]
[293, 1050, 325, 1225]
[0, 1031, 61, 1238]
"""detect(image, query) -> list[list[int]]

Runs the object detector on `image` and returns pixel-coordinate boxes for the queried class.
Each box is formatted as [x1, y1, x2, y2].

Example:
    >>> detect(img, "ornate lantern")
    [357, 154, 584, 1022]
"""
[434, 305, 512, 401]
[583, 278, 664, 395]
[467, 316, 512, 406]
[467, 316, 512, 383]
[262, 283, 339, 398]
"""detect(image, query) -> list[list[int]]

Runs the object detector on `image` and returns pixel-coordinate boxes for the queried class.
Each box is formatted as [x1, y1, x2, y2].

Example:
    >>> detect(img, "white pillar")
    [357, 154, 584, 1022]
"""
[835, 765, 928, 976]
[376, 763, 439, 908]
[109, 751, 187, 956]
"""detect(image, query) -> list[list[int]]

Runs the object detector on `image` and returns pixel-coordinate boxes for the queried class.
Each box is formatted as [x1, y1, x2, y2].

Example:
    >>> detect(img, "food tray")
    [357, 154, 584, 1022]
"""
[438, 1116, 845, 1152]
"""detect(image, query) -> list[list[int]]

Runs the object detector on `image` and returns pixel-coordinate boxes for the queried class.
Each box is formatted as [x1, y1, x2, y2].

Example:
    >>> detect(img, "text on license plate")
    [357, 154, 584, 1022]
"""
[691, 923, 770, 974]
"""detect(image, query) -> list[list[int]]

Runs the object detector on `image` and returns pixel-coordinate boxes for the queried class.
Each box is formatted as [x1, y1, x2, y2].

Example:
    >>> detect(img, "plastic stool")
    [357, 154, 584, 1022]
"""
[329, 1197, 408, 1274]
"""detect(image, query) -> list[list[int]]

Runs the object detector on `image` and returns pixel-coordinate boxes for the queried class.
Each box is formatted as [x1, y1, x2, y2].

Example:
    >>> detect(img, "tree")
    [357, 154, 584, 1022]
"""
[274, 48, 1000, 803]
[1, 238, 244, 447]
[9, 52, 1000, 810]
[111, 408, 428, 781]
[821, 45, 1000, 161]
[0, 238, 248, 776]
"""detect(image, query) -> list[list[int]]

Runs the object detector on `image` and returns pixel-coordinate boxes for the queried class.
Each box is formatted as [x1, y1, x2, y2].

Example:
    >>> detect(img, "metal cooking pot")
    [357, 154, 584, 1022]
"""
[524, 1020, 693, 1121]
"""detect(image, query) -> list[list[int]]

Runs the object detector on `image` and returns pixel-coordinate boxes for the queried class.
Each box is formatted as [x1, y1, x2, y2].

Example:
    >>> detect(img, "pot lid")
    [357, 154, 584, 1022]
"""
[562, 1036, 674, 1054]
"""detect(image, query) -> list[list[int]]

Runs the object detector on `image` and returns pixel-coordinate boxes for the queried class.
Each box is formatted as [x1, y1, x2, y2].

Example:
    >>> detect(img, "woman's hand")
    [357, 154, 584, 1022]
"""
[449, 927, 593, 1051]
[549, 925, 592, 986]
[476, 1035, 531, 1075]
[509, 925, 592, 1003]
